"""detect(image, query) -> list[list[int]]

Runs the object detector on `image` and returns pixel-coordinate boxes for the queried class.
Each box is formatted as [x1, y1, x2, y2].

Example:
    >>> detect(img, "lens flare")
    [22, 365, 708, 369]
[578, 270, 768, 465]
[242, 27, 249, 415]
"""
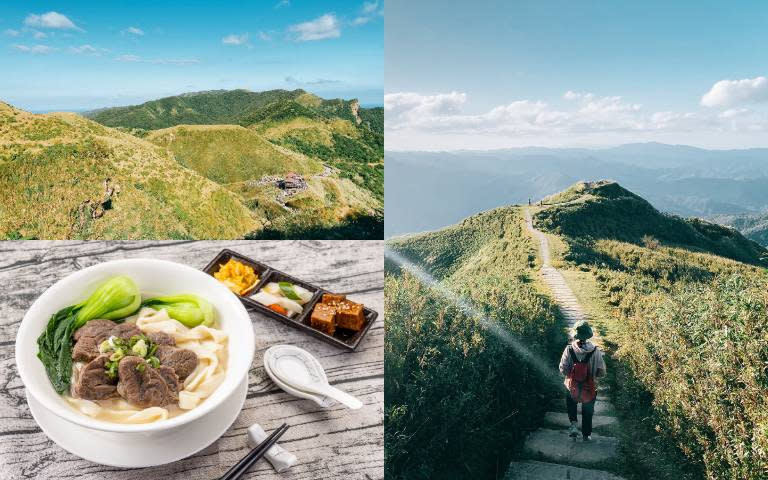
[385, 247, 563, 388]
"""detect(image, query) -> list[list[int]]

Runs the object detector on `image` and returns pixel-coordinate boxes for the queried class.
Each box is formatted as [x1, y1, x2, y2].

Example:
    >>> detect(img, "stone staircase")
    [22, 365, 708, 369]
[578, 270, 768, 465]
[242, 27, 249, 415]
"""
[506, 210, 626, 480]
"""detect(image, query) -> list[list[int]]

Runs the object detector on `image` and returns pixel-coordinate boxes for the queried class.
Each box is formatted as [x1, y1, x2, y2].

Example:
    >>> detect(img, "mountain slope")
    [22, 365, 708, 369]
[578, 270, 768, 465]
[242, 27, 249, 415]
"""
[145, 124, 323, 184]
[0, 102, 257, 239]
[386, 207, 563, 479]
[386, 182, 768, 479]
[384, 145, 768, 238]
[88, 88, 384, 207]
[529, 182, 768, 479]
[534, 180, 766, 266]
[85, 89, 307, 130]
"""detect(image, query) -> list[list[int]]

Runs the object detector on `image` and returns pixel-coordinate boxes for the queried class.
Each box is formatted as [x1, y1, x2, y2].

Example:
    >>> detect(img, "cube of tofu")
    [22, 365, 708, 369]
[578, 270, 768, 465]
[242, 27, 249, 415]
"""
[322, 293, 346, 305]
[310, 303, 336, 335]
[336, 300, 365, 331]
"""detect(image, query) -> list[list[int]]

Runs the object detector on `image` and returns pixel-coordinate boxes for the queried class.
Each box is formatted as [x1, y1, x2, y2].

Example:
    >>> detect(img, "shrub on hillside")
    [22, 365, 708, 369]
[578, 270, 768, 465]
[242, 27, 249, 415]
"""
[385, 272, 562, 479]
[558, 231, 768, 479]
[616, 274, 768, 479]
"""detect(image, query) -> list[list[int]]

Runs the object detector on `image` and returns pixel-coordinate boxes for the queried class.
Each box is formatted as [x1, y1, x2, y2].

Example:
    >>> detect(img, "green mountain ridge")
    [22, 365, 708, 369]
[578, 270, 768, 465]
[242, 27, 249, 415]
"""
[84, 88, 383, 133]
[535, 180, 766, 266]
[88, 88, 384, 204]
[0, 89, 383, 239]
[385, 181, 768, 479]
[0, 102, 257, 239]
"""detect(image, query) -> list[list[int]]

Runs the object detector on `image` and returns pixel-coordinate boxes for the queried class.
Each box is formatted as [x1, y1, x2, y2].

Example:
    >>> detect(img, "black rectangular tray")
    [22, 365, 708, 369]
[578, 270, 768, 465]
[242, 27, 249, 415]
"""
[202, 248, 378, 351]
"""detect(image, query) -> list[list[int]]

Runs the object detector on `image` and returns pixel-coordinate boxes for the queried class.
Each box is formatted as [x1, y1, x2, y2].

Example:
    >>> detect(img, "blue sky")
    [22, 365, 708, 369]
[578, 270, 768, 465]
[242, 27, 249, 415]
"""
[0, 0, 383, 111]
[386, 0, 768, 149]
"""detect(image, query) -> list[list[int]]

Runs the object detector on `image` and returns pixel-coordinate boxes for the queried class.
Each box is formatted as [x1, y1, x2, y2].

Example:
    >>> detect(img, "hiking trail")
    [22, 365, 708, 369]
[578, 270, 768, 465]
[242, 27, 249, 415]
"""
[504, 209, 625, 480]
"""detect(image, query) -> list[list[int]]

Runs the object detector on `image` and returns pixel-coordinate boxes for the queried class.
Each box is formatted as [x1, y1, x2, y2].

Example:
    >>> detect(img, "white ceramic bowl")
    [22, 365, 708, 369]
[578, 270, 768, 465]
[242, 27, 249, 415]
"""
[16, 258, 255, 434]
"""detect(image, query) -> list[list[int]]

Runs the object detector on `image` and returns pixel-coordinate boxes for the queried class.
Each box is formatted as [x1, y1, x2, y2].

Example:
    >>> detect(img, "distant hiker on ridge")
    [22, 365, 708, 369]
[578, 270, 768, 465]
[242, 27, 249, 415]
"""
[559, 321, 606, 441]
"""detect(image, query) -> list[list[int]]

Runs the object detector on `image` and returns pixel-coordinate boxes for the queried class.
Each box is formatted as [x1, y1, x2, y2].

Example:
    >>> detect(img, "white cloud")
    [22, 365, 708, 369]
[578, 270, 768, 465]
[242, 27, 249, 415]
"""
[275, 0, 290, 8]
[69, 44, 108, 55]
[719, 108, 749, 119]
[288, 14, 340, 41]
[385, 90, 768, 138]
[116, 54, 141, 62]
[222, 33, 249, 45]
[258, 31, 272, 41]
[116, 54, 199, 65]
[362, 1, 379, 14]
[124, 26, 144, 36]
[3, 29, 20, 37]
[24, 12, 81, 31]
[701, 76, 768, 108]
[385, 92, 467, 128]
[352, 1, 382, 26]
[12, 44, 56, 54]
[32, 30, 47, 39]
[285, 75, 342, 86]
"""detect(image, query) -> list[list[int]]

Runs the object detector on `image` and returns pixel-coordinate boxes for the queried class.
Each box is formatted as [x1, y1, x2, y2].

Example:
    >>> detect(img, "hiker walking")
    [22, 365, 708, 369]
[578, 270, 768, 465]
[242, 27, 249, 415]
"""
[558, 320, 606, 441]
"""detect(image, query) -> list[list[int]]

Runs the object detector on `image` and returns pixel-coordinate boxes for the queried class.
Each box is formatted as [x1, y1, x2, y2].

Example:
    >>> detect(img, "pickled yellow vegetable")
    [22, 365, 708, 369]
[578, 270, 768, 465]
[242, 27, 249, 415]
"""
[213, 258, 260, 295]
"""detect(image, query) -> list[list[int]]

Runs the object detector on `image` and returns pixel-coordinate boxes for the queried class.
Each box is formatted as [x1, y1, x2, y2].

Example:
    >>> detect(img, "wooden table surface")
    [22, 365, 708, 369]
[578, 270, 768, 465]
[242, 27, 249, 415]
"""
[0, 240, 384, 480]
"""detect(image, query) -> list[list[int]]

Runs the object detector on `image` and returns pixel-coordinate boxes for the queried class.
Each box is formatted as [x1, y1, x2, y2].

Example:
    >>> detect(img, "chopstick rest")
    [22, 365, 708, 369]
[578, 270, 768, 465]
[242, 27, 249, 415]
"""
[247, 423, 297, 473]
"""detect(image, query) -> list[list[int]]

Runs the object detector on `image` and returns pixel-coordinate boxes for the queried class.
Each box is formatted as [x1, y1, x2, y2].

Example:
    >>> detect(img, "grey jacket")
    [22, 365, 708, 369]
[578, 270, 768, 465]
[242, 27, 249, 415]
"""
[559, 340, 606, 382]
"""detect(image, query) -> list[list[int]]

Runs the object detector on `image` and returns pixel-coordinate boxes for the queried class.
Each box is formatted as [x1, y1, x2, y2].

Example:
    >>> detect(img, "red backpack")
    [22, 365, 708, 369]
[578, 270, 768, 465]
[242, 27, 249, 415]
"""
[566, 346, 597, 403]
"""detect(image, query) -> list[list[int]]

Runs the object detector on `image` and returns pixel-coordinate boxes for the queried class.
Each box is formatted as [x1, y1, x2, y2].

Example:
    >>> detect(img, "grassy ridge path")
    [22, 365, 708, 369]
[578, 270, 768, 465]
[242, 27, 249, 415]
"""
[504, 209, 625, 480]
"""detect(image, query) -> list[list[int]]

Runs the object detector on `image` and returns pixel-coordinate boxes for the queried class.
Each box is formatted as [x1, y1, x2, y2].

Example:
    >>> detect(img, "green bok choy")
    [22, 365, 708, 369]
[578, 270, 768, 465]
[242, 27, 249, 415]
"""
[37, 276, 141, 394]
[141, 294, 214, 327]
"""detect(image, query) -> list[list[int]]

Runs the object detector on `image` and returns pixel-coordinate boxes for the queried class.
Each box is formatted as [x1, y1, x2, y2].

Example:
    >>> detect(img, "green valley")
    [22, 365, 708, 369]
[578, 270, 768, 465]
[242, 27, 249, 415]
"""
[385, 181, 768, 479]
[0, 89, 383, 239]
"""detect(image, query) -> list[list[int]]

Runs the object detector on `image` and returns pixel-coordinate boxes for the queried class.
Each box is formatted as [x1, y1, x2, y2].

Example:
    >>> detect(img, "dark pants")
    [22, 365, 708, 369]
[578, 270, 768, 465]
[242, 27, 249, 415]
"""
[566, 393, 595, 438]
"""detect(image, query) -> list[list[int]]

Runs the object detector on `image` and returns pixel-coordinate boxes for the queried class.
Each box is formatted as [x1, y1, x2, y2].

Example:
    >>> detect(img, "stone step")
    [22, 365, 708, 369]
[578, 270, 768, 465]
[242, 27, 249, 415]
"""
[524, 429, 619, 464]
[543, 411, 618, 429]
[506, 460, 627, 480]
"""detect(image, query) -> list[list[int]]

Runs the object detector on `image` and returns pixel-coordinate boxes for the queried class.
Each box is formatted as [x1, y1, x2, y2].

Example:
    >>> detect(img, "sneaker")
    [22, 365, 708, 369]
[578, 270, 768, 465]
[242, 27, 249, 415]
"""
[583, 435, 592, 441]
[568, 423, 579, 437]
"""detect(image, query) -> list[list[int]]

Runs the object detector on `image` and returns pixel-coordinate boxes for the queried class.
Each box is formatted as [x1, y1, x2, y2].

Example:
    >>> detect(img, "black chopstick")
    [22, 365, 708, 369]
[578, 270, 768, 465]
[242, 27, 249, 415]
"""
[219, 423, 289, 480]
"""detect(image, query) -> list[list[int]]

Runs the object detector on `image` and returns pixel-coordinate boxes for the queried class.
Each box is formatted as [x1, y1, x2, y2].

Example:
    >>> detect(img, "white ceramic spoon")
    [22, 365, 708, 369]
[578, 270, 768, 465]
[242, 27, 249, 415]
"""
[264, 350, 336, 408]
[265, 345, 363, 410]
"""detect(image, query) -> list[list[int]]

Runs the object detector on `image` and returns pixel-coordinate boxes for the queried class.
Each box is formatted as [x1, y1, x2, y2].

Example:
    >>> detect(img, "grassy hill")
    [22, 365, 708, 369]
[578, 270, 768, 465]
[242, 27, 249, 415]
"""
[533, 182, 768, 479]
[0, 102, 256, 239]
[386, 181, 768, 479]
[87, 88, 384, 218]
[536, 180, 766, 266]
[1, 88, 383, 239]
[386, 207, 563, 479]
[85, 89, 306, 130]
[145, 124, 323, 184]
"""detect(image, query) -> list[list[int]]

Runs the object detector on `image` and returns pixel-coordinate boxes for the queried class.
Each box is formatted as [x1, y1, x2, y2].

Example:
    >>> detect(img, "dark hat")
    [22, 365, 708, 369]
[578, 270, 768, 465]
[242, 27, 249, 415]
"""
[572, 320, 593, 341]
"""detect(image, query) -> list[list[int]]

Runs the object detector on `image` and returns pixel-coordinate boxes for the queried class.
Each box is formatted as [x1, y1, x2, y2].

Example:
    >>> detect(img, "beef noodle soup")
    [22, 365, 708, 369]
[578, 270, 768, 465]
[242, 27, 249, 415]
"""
[65, 307, 228, 424]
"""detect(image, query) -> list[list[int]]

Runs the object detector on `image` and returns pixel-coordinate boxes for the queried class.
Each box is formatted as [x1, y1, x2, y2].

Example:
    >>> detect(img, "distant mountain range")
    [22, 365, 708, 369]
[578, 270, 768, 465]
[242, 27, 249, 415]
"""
[0, 89, 383, 239]
[385, 143, 768, 241]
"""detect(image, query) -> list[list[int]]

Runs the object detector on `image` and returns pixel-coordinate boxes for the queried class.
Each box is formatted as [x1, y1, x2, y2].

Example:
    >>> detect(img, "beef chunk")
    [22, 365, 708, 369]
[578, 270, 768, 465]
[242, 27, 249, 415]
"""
[73, 319, 115, 342]
[72, 320, 117, 362]
[155, 345, 198, 381]
[73, 354, 118, 400]
[72, 321, 142, 363]
[148, 332, 176, 346]
[116, 356, 178, 407]
[110, 323, 142, 341]
[156, 365, 181, 394]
